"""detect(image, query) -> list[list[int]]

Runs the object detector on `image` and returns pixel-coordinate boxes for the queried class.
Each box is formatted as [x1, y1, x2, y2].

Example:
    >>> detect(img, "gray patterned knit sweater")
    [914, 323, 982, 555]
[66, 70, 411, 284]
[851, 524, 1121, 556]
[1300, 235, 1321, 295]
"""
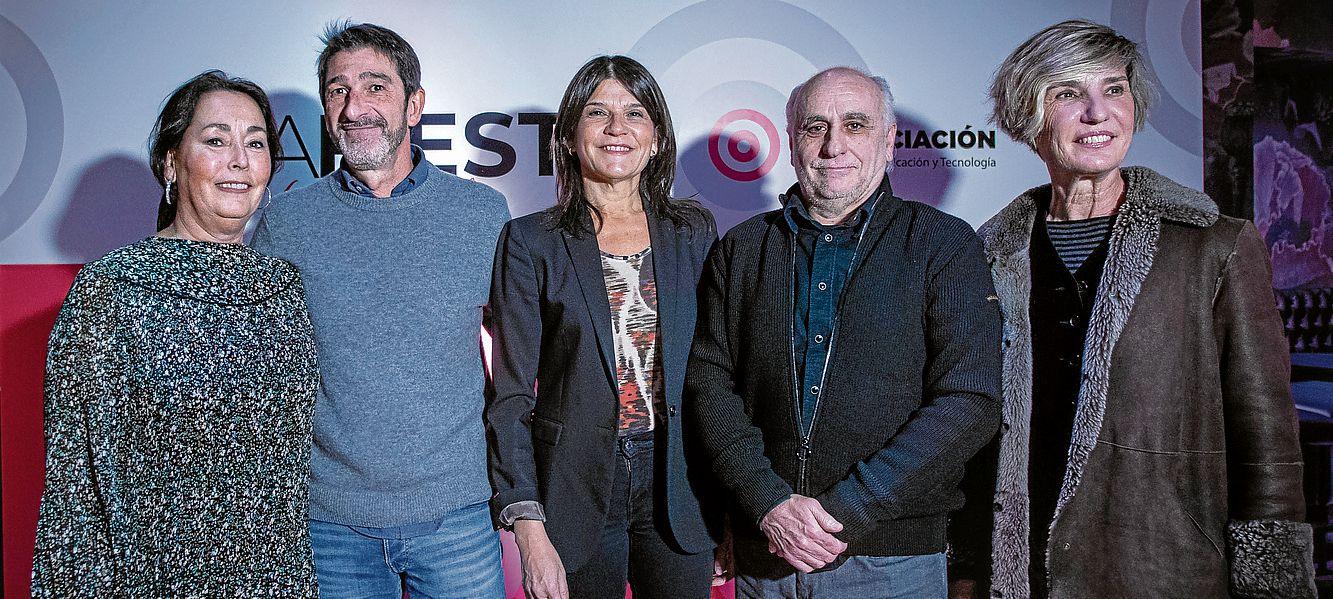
[31, 237, 320, 597]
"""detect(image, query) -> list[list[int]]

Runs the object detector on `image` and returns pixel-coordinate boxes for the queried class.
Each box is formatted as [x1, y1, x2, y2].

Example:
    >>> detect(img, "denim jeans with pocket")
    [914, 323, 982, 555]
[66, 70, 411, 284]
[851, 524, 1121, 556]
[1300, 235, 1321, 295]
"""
[564, 429, 713, 598]
[308, 500, 504, 598]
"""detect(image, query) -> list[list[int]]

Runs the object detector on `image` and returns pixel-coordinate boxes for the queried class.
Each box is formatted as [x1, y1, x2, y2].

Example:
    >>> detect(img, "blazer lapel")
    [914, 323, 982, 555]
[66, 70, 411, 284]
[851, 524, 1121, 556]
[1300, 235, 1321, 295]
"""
[563, 230, 617, 391]
[646, 212, 682, 399]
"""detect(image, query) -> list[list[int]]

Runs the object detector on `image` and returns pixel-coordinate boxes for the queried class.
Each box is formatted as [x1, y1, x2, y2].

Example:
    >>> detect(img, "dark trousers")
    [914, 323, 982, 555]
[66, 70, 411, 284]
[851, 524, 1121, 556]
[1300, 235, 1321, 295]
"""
[565, 430, 713, 598]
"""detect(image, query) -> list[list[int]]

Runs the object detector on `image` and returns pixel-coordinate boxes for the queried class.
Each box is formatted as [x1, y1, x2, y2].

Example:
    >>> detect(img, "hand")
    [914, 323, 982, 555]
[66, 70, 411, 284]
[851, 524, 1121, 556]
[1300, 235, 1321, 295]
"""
[513, 520, 568, 599]
[758, 494, 847, 572]
[711, 534, 734, 587]
[949, 579, 977, 599]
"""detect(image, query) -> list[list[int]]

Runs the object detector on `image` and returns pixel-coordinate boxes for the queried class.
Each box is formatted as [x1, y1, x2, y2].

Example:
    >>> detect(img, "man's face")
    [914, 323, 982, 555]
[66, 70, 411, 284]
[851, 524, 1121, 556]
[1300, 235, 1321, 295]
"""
[322, 47, 423, 171]
[788, 71, 895, 217]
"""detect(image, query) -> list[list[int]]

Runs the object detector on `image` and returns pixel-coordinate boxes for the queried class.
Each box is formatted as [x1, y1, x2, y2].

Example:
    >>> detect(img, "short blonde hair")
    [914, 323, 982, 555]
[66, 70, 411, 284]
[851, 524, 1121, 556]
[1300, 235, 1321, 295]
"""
[988, 19, 1157, 149]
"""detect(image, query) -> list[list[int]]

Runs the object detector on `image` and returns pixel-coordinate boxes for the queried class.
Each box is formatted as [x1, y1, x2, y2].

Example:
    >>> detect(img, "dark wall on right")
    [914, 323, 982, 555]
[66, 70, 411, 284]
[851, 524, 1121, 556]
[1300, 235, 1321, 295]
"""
[1204, 0, 1333, 290]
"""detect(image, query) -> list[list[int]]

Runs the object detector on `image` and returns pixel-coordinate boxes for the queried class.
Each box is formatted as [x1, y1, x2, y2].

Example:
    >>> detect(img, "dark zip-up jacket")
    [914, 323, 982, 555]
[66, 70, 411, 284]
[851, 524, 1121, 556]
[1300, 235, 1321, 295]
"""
[685, 179, 1002, 576]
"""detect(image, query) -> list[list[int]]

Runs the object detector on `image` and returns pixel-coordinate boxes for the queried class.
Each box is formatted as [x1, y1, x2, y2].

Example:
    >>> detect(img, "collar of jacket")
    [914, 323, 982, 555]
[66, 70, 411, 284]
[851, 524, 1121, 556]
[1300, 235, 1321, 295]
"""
[979, 166, 1217, 260]
[975, 165, 1218, 598]
[777, 175, 899, 233]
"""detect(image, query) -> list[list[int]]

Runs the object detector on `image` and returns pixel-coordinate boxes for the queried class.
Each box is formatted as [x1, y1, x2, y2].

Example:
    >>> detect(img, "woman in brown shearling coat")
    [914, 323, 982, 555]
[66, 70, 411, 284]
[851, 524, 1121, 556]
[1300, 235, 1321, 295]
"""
[951, 20, 1314, 599]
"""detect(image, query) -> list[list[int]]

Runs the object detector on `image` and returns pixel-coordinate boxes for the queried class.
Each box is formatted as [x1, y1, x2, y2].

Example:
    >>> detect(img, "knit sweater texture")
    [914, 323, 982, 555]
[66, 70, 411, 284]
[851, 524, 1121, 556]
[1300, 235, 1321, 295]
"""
[251, 163, 510, 527]
[686, 181, 1002, 575]
[31, 237, 319, 597]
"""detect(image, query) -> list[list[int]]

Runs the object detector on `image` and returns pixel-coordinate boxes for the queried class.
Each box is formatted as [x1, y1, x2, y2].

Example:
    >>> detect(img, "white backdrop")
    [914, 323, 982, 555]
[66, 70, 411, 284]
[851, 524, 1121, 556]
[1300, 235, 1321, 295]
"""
[0, 0, 1203, 264]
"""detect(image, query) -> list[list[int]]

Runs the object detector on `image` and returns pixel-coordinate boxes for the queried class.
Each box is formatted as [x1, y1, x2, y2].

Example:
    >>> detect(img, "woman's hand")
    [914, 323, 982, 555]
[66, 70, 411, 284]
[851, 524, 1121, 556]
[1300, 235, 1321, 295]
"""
[711, 537, 734, 586]
[712, 526, 734, 586]
[513, 520, 568, 599]
[949, 579, 977, 599]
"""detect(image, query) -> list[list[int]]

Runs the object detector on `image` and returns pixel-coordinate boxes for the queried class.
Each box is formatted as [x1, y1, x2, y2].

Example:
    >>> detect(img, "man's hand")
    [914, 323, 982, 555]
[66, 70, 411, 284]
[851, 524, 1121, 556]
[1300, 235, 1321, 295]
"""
[513, 520, 568, 599]
[759, 494, 848, 572]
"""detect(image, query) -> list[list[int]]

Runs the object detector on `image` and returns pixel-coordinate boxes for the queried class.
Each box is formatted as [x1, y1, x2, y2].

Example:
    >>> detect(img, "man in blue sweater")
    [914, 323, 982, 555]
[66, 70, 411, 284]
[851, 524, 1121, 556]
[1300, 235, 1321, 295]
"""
[685, 67, 1002, 598]
[251, 22, 510, 598]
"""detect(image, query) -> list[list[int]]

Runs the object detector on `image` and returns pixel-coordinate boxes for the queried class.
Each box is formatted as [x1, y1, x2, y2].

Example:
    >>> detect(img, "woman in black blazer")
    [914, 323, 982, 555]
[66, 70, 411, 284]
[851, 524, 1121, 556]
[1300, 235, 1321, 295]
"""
[486, 55, 722, 599]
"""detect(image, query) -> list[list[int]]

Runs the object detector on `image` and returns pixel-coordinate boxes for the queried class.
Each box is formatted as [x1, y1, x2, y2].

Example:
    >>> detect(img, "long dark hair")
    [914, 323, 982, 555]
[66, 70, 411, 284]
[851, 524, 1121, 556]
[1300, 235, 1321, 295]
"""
[551, 55, 702, 236]
[148, 70, 282, 230]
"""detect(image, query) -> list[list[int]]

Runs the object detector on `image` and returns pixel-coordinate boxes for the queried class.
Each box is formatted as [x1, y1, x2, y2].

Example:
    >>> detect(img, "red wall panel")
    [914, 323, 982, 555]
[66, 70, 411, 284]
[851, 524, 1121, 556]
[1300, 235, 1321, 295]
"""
[1, 264, 81, 597]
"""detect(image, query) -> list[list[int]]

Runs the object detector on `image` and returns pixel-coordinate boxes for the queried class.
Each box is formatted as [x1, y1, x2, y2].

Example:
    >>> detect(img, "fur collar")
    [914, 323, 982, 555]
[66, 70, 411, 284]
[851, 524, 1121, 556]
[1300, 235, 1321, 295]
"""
[980, 166, 1217, 260]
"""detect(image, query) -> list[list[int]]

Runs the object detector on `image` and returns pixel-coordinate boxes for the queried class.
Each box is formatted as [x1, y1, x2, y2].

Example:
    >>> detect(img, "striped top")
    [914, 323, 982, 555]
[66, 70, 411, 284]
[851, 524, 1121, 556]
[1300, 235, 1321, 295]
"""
[1046, 215, 1116, 273]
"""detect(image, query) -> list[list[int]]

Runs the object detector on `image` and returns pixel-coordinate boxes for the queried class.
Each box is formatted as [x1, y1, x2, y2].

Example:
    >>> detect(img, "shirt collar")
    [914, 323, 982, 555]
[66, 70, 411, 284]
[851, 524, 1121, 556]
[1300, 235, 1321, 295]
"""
[783, 182, 885, 234]
[337, 145, 430, 198]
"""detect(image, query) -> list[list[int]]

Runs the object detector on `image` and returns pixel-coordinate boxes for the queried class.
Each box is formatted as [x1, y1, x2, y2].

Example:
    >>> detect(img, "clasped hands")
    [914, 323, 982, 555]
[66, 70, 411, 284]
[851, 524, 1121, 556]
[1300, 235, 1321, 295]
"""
[759, 494, 847, 572]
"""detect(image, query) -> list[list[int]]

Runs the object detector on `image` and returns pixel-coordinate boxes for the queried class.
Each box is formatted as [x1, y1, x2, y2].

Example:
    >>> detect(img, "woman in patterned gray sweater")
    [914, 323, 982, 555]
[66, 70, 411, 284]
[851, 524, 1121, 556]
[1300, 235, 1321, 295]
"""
[31, 71, 319, 597]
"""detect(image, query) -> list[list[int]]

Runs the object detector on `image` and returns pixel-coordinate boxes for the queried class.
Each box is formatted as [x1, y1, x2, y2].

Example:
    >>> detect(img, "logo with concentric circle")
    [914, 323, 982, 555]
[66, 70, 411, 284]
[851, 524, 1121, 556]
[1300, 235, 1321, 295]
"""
[629, 0, 868, 212]
[709, 109, 781, 182]
[1, 15, 64, 246]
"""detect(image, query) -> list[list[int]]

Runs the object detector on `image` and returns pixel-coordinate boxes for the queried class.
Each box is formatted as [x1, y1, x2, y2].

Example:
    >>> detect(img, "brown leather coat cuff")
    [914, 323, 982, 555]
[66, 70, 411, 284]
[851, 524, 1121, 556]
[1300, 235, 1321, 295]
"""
[1227, 519, 1316, 598]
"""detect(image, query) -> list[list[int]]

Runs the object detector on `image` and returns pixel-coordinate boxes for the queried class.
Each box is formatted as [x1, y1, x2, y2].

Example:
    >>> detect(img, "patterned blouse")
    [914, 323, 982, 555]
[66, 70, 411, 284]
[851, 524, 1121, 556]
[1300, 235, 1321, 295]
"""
[601, 247, 664, 436]
[31, 237, 320, 597]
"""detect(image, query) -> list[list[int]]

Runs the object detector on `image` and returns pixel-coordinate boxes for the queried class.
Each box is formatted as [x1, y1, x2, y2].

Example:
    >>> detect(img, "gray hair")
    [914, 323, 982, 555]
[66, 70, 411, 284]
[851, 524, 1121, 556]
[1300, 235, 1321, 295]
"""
[786, 66, 897, 136]
[988, 19, 1156, 148]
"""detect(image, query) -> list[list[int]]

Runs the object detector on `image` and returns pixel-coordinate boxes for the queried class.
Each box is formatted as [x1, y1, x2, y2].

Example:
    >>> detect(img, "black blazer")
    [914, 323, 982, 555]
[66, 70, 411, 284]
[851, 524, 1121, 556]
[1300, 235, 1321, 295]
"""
[485, 200, 719, 571]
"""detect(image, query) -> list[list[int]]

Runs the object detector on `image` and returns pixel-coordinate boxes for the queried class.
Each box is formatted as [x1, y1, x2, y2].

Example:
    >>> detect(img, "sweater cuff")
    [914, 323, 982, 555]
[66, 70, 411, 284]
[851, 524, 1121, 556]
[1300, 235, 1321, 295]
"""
[1227, 519, 1316, 598]
[733, 471, 796, 526]
[816, 480, 891, 545]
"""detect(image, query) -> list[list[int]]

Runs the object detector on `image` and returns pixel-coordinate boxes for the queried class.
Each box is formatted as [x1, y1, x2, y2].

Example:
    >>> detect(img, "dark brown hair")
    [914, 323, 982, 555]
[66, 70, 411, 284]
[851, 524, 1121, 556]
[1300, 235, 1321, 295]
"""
[551, 55, 702, 235]
[318, 21, 421, 103]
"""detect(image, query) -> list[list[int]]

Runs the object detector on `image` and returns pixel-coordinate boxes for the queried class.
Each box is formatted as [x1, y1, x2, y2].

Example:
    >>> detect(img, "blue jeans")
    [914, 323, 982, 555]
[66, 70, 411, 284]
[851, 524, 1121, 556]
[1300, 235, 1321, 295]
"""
[734, 552, 947, 599]
[309, 501, 504, 598]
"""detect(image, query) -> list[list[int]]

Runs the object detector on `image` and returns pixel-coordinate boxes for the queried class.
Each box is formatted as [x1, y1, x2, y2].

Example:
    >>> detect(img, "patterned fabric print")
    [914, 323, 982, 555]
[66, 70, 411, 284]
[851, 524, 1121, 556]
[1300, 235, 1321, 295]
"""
[31, 237, 320, 598]
[601, 247, 664, 436]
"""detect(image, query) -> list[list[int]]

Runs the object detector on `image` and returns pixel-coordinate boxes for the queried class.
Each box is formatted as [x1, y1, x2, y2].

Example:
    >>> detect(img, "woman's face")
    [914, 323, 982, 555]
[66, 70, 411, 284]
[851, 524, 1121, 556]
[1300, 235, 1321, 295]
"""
[166, 90, 271, 231]
[571, 78, 657, 187]
[1033, 65, 1135, 180]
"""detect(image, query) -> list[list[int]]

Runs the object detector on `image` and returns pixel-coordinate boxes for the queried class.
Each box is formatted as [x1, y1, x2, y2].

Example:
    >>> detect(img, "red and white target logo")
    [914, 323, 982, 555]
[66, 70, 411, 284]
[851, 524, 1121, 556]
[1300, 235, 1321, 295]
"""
[708, 109, 781, 182]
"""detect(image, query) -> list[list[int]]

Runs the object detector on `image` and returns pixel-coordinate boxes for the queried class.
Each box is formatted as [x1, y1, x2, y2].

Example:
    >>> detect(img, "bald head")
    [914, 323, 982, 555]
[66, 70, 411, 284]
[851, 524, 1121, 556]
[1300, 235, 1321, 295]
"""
[786, 67, 896, 137]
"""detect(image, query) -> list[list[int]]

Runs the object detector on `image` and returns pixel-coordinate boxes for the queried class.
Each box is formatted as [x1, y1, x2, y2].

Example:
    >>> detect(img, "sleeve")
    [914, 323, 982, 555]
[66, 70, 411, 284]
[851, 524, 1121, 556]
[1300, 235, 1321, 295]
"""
[685, 239, 795, 524]
[483, 220, 546, 526]
[1216, 222, 1316, 599]
[30, 272, 122, 597]
[816, 227, 1004, 544]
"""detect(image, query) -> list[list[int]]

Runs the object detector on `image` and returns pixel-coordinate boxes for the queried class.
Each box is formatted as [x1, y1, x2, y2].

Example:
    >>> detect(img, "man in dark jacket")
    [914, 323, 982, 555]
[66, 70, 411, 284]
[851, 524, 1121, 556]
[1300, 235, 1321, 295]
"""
[685, 66, 1003, 597]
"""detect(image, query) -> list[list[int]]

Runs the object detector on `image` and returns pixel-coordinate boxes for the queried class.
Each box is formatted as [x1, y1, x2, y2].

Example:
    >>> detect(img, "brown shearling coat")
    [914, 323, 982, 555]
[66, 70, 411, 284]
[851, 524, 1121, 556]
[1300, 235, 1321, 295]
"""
[974, 167, 1314, 598]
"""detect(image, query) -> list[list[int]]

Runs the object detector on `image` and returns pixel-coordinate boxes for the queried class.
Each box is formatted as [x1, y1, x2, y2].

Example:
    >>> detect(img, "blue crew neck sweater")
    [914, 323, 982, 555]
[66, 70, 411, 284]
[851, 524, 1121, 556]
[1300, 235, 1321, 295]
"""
[251, 162, 510, 527]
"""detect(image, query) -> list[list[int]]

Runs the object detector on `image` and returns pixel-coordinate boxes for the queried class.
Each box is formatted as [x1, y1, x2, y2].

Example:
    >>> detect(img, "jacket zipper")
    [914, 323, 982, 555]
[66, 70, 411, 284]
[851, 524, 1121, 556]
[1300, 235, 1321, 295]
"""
[790, 209, 877, 495]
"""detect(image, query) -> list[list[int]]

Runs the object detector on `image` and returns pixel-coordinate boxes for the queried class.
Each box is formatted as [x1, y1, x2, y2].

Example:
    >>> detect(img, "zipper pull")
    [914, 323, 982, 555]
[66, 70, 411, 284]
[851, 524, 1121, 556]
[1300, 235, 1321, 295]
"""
[797, 439, 811, 461]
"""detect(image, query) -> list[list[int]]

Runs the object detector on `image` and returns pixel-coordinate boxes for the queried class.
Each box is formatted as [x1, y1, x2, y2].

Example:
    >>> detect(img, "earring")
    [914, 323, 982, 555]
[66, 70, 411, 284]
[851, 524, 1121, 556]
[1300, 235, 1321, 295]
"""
[260, 187, 273, 211]
[164, 179, 173, 205]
